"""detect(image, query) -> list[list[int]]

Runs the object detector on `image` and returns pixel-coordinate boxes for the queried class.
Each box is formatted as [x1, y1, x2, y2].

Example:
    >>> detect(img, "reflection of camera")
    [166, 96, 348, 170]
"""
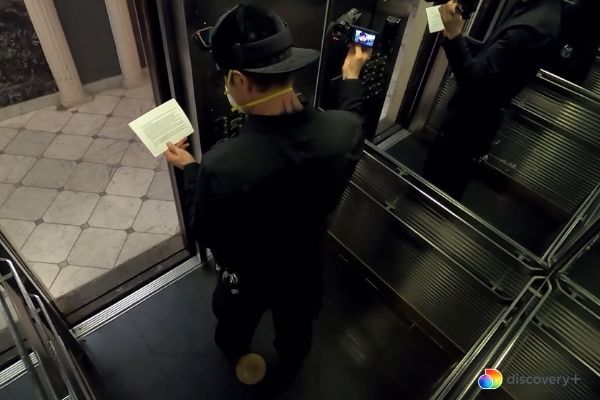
[331, 8, 363, 42]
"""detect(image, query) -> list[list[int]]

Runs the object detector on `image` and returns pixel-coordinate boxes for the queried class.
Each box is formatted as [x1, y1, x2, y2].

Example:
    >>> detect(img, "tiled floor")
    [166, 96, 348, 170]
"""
[0, 81, 180, 299]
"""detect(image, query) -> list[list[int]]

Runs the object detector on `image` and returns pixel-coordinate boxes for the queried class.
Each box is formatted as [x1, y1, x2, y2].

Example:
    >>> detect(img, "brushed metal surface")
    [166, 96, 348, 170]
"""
[330, 183, 507, 351]
[351, 155, 533, 298]
[488, 114, 600, 213]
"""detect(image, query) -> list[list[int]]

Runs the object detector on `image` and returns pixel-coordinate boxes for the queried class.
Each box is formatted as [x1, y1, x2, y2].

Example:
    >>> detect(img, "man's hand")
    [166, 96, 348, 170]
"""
[440, 0, 465, 40]
[164, 139, 196, 170]
[342, 44, 373, 80]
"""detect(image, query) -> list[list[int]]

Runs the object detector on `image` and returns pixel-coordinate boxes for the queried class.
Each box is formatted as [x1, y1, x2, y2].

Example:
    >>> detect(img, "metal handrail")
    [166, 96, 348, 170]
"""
[0, 259, 57, 400]
[537, 69, 600, 106]
[454, 279, 554, 399]
[345, 180, 515, 303]
[430, 276, 552, 400]
[547, 184, 600, 264]
[32, 295, 81, 400]
[363, 143, 546, 269]
[0, 258, 92, 399]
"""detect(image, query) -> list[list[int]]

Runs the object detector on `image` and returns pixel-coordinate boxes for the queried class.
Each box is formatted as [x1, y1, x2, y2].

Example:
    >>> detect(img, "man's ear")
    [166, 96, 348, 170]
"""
[231, 70, 249, 90]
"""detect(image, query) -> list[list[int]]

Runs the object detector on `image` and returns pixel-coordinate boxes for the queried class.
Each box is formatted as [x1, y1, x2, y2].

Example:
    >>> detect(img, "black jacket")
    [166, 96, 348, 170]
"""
[441, 0, 561, 154]
[182, 80, 365, 285]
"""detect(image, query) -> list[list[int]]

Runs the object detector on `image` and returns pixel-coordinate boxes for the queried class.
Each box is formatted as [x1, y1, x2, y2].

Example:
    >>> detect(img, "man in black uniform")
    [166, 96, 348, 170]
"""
[164, 4, 371, 392]
[423, 0, 561, 199]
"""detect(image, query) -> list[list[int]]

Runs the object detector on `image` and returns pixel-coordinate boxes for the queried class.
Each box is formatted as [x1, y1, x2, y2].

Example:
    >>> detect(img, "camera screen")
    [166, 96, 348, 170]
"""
[353, 28, 376, 47]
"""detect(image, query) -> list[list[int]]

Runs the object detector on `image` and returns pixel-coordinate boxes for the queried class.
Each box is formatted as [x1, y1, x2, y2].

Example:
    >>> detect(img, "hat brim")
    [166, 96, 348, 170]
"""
[242, 47, 320, 74]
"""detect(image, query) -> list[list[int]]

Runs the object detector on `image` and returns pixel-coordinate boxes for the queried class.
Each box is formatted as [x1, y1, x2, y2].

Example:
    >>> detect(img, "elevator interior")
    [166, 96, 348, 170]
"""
[0, 0, 599, 399]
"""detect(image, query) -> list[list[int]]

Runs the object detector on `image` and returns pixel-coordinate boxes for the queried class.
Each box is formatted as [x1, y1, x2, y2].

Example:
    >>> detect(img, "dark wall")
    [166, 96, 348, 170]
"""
[54, 0, 121, 84]
[0, 0, 57, 107]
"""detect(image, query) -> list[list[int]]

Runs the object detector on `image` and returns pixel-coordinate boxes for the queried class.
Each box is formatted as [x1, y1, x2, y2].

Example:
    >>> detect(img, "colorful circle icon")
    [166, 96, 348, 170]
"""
[478, 369, 503, 390]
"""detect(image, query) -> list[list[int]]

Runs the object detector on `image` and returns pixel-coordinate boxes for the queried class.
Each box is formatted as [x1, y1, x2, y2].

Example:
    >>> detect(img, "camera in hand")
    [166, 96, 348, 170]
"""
[330, 8, 379, 48]
[331, 8, 362, 42]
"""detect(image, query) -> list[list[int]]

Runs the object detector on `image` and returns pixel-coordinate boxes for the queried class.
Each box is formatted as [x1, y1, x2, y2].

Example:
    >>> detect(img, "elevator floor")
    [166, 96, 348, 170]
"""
[30, 248, 453, 400]
[385, 134, 564, 255]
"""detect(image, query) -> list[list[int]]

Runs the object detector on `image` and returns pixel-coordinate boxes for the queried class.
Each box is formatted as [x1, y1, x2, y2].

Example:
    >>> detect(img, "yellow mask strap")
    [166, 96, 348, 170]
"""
[233, 86, 294, 112]
[224, 70, 294, 112]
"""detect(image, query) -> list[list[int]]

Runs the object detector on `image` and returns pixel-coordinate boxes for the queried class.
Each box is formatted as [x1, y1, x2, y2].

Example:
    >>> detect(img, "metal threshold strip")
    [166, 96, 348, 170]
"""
[71, 255, 203, 339]
[0, 352, 39, 389]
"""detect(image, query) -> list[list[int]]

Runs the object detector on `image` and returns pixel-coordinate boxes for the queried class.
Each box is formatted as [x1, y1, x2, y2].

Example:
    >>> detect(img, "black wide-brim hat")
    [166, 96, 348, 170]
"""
[201, 4, 320, 74]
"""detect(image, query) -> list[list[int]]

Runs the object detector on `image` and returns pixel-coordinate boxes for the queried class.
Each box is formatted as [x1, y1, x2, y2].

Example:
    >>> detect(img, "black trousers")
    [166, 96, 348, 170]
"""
[212, 269, 321, 380]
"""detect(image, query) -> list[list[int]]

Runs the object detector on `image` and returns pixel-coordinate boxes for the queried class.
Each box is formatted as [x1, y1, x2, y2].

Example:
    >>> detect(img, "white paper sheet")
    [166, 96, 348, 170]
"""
[426, 5, 445, 34]
[128, 99, 194, 157]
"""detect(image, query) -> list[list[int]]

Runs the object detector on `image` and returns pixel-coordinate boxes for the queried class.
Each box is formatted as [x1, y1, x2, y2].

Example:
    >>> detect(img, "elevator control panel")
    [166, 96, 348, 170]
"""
[361, 54, 389, 100]
[213, 112, 247, 141]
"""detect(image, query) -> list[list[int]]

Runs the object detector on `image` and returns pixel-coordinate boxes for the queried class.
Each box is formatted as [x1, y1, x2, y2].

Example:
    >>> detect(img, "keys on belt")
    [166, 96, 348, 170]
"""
[222, 270, 240, 295]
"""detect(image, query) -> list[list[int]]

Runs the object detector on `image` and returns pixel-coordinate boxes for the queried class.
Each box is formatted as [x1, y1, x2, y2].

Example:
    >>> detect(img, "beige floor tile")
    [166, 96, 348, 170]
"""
[83, 138, 129, 165]
[116, 232, 170, 266]
[22, 159, 76, 189]
[68, 227, 127, 269]
[21, 223, 81, 263]
[98, 87, 126, 96]
[124, 83, 154, 101]
[44, 191, 100, 225]
[64, 163, 114, 193]
[25, 109, 72, 132]
[77, 95, 120, 115]
[0, 219, 35, 249]
[112, 98, 155, 117]
[44, 135, 93, 161]
[0, 187, 57, 220]
[28, 262, 60, 288]
[61, 113, 107, 136]
[50, 265, 107, 298]
[147, 171, 174, 201]
[158, 156, 168, 171]
[0, 127, 18, 151]
[0, 183, 15, 207]
[106, 167, 154, 197]
[133, 200, 179, 235]
[0, 154, 37, 183]
[0, 111, 37, 128]
[4, 130, 55, 157]
[98, 116, 135, 140]
[88, 195, 141, 229]
[121, 142, 160, 169]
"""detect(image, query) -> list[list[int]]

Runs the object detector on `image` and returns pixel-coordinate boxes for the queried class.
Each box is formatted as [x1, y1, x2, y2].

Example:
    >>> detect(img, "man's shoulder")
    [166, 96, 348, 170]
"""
[310, 109, 364, 154]
[202, 134, 273, 171]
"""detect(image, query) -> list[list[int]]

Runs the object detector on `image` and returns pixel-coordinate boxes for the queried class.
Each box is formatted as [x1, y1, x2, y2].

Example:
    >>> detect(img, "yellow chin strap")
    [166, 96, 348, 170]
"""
[225, 70, 294, 112]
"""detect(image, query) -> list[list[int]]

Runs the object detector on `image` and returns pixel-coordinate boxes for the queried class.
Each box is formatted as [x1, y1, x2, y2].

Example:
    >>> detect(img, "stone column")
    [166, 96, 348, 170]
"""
[23, 0, 90, 108]
[104, 0, 144, 88]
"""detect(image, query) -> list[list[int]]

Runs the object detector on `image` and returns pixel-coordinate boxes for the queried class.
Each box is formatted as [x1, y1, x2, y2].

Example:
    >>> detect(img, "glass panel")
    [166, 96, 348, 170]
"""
[0, 0, 186, 311]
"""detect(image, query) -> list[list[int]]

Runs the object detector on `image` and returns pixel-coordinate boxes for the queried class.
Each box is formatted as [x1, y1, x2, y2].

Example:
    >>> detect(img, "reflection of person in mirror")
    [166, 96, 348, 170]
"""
[423, 0, 561, 199]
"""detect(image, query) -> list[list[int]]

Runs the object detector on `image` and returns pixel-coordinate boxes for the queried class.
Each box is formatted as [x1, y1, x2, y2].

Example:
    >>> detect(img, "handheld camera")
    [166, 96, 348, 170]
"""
[330, 8, 379, 47]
